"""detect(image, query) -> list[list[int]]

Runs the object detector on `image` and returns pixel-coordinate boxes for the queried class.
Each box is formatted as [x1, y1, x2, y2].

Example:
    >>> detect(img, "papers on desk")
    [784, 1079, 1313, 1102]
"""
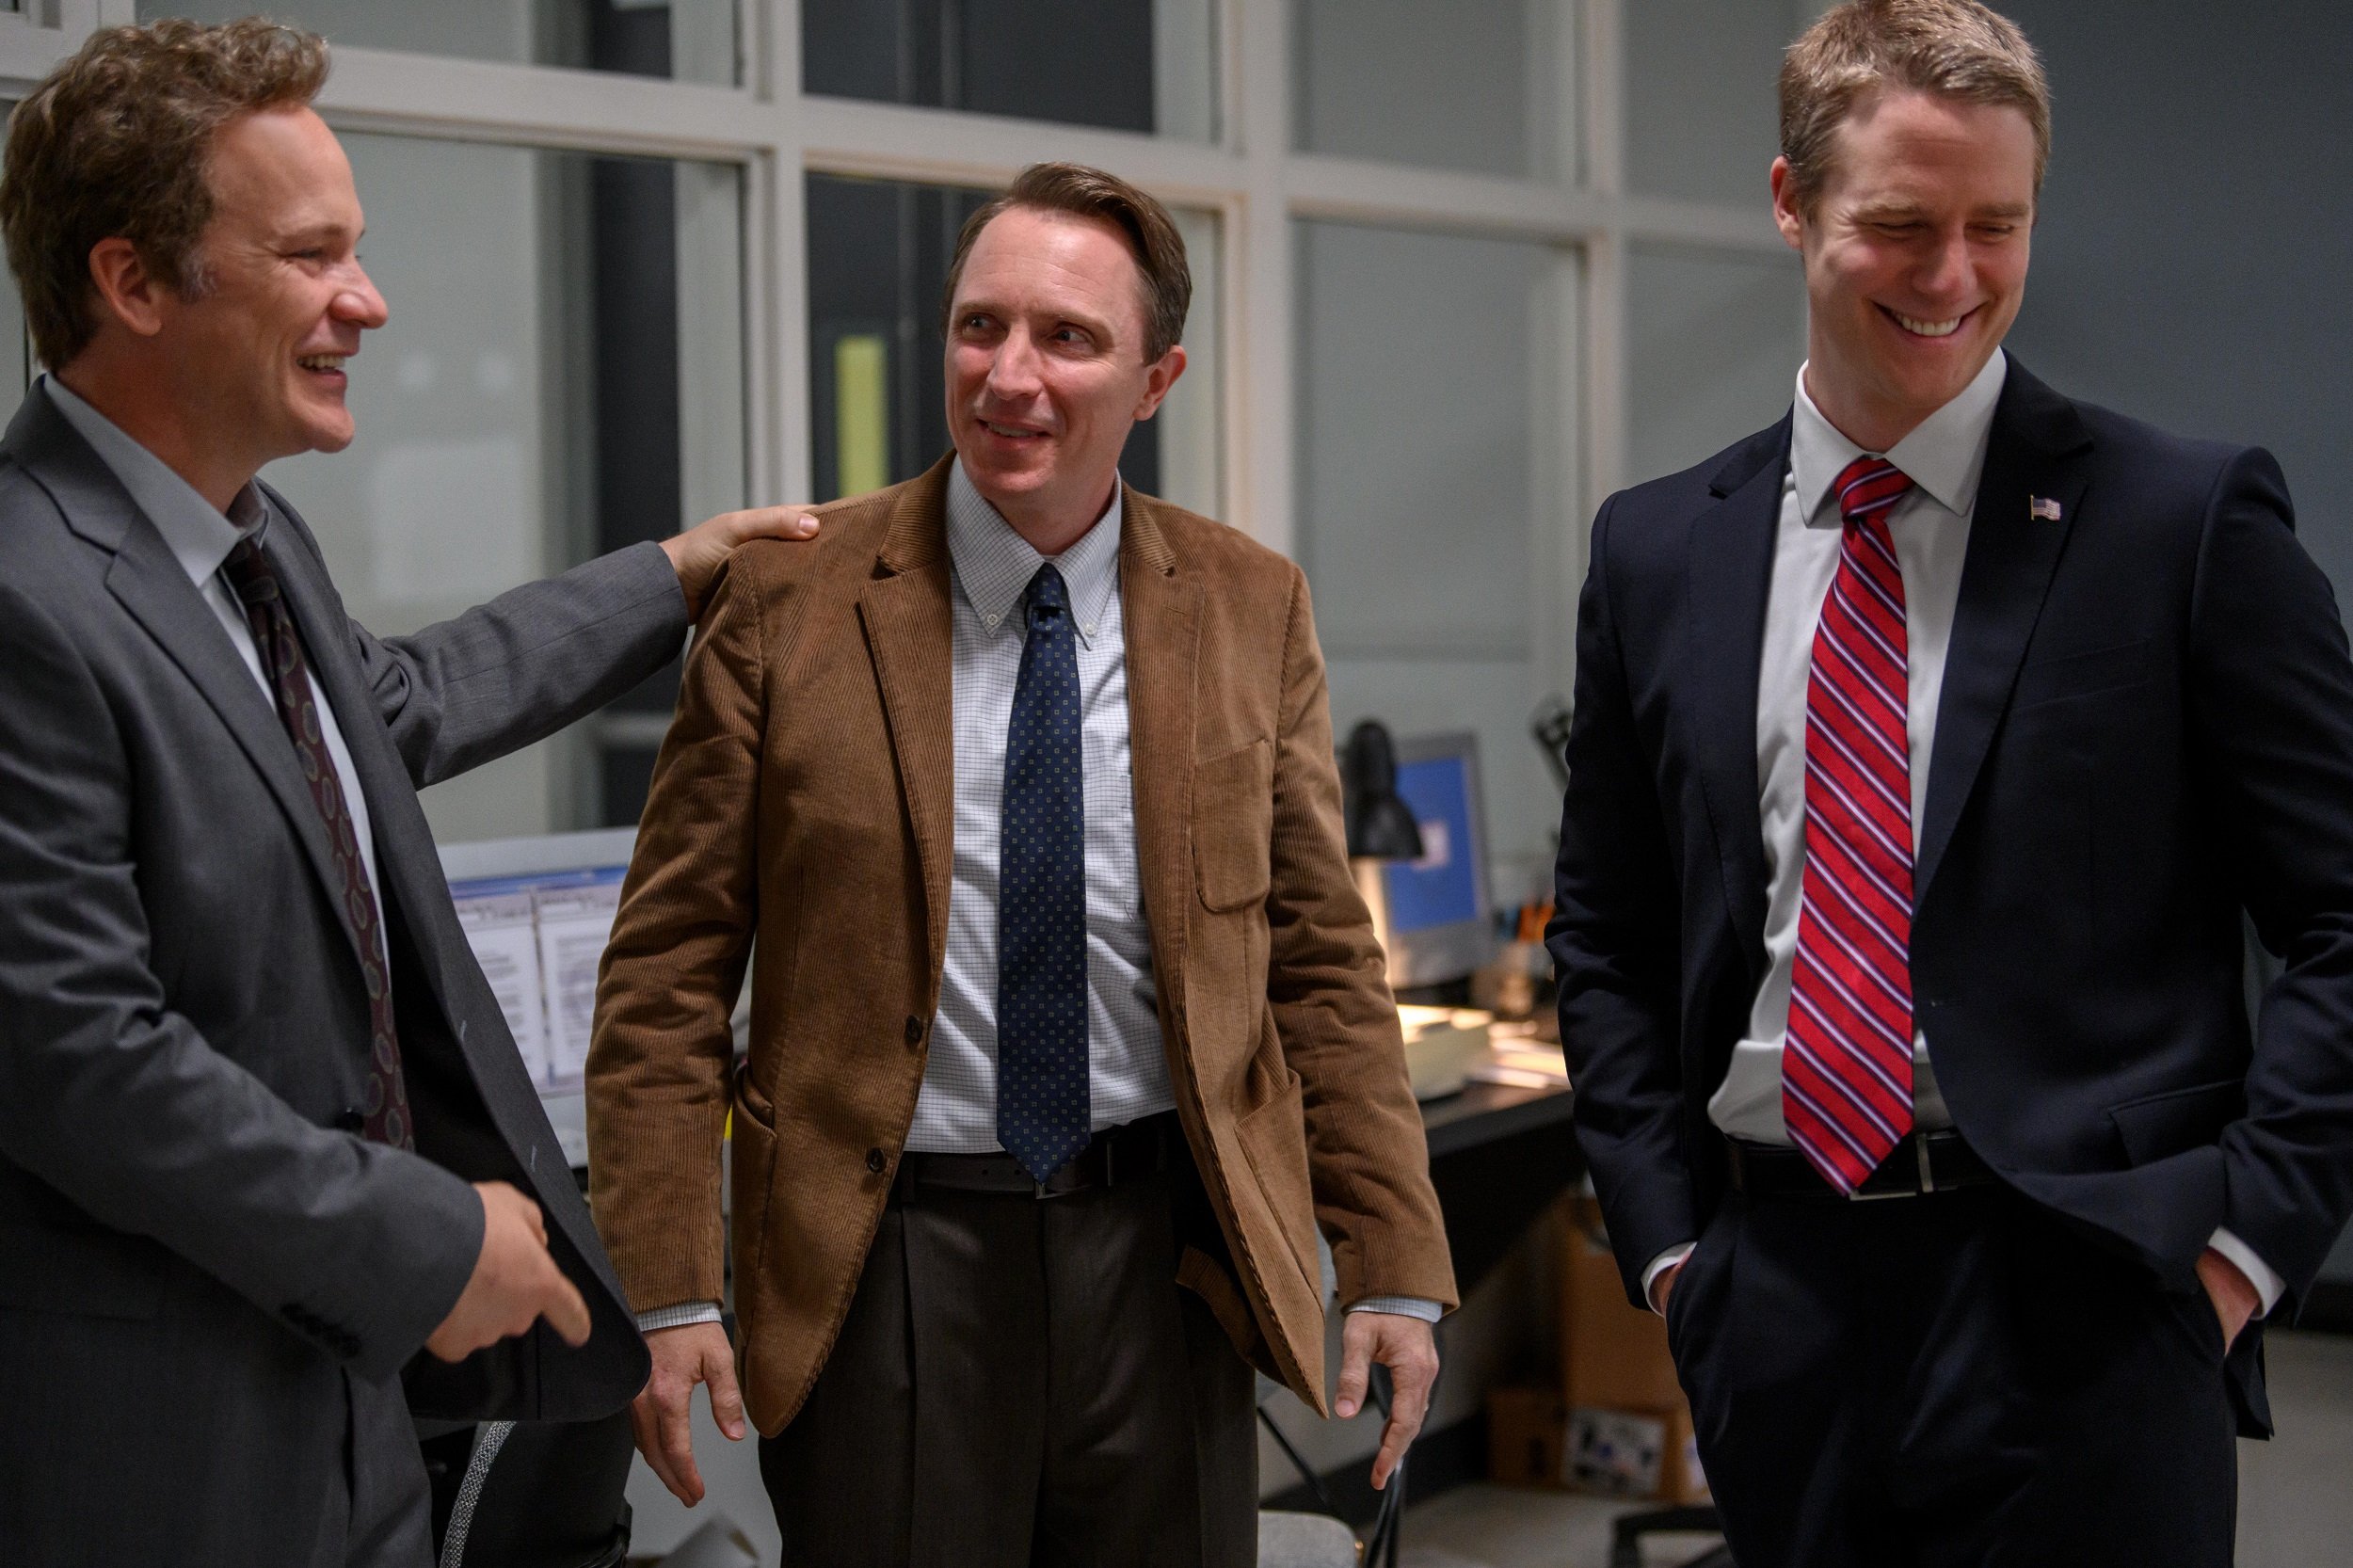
[1466, 1020, 1572, 1090]
[450, 867, 626, 1090]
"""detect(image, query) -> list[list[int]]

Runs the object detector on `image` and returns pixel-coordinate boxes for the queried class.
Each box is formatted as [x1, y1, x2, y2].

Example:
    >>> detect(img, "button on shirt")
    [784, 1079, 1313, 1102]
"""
[1643, 350, 2283, 1316]
[43, 376, 381, 902]
[910, 459, 1174, 1151]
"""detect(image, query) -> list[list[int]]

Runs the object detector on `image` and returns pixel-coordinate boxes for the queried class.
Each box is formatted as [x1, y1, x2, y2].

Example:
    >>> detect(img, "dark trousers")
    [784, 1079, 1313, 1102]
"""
[1667, 1184, 2238, 1568]
[758, 1157, 1257, 1567]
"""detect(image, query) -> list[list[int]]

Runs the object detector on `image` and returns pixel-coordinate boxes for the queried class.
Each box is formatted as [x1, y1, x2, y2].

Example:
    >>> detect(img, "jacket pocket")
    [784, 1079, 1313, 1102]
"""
[1234, 1067, 1321, 1300]
[1193, 738, 1274, 913]
[729, 1077, 781, 1285]
[2108, 1077, 2243, 1165]
[0, 1222, 166, 1320]
[2013, 638, 2150, 712]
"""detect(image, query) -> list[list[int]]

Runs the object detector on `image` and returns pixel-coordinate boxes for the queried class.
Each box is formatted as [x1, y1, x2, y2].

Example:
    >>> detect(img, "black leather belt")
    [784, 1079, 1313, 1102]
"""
[1728, 1129, 1998, 1201]
[892, 1112, 1180, 1201]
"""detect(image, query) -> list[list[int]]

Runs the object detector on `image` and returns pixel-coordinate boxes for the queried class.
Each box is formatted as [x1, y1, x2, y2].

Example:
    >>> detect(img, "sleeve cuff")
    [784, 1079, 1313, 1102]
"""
[635, 1300, 726, 1333]
[2207, 1227, 2286, 1319]
[1346, 1295, 1444, 1322]
[1642, 1243, 1697, 1316]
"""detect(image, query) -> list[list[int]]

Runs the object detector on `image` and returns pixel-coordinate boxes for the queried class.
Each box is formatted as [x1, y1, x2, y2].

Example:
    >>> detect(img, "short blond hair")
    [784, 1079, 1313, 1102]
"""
[1780, 0, 2050, 215]
[2, 19, 330, 370]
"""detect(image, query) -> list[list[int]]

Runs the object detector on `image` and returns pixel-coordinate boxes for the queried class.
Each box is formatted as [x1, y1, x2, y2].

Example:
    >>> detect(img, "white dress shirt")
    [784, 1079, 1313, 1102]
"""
[43, 376, 381, 903]
[1643, 353, 2283, 1318]
[642, 461, 1438, 1329]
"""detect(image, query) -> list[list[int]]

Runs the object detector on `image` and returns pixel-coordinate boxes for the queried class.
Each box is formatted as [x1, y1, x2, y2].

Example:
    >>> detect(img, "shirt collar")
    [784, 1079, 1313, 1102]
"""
[945, 457, 1123, 646]
[1789, 347, 2008, 526]
[43, 374, 267, 587]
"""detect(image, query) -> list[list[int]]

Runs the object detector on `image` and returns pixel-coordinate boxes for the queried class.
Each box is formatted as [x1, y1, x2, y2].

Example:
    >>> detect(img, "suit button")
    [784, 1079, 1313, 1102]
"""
[332, 1108, 364, 1132]
[866, 1148, 888, 1176]
[904, 1016, 924, 1047]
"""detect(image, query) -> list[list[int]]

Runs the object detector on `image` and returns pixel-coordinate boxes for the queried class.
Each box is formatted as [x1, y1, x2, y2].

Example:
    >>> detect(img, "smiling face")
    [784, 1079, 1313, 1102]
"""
[168, 105, 386, 474]
[1773, 87, 2036, 453]
[944, 204, 1183, 550]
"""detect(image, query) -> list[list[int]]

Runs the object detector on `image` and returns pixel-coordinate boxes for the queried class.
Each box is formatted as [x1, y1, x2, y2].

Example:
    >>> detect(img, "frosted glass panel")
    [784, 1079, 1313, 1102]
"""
[1294, 0, 1573, 181]
[804, 0, 1217, 143]
[1628, 243, 1803, 486]
[140, 0, 740, 85]
[254, 135, 745, 842]
[1626, 0, 1813, 203]
[1295, 220, 1577, 884]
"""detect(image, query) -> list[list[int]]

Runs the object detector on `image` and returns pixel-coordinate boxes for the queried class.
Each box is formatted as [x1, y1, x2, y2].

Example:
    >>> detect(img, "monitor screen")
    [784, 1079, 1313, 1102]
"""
[1374, 732, 1496, 988]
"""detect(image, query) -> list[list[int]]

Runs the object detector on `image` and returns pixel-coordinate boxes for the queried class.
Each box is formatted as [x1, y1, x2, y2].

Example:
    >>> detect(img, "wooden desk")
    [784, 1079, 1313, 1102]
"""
[1419, 1079, 1578, 1296]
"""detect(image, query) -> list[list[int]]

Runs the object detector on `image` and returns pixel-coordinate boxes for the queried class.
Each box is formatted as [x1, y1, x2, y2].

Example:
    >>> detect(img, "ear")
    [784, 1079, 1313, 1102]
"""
[1769, 157, 1807, 254]
[85, 236, 171, 339]
[1130, 344, 1187, 422]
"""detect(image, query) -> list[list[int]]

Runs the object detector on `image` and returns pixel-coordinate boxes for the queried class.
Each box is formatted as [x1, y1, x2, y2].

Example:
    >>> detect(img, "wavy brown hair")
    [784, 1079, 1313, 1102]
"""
[2, 18, 330, 370]
[940, 162, 1192, 362]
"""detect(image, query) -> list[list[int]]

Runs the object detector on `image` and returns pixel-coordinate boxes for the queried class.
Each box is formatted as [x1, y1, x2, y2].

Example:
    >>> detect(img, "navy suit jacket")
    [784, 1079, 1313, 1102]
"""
[1549, 361, 2353, 1431]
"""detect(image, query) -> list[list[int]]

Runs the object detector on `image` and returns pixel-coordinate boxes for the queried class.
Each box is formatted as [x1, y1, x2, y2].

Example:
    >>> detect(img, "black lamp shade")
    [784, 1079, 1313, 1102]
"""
[1341, 720, 1424, 861]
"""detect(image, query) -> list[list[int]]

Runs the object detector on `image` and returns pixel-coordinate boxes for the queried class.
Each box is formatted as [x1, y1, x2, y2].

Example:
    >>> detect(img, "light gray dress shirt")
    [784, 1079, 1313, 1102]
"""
[642, 462, 1434, 1331]
[43, 376, 381, 903]
[1644, 351, 2282, 1317]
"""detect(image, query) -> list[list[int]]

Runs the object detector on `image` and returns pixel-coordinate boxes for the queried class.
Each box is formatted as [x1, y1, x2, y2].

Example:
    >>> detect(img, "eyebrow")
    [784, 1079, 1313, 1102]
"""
[1853, 200, 2034, 224]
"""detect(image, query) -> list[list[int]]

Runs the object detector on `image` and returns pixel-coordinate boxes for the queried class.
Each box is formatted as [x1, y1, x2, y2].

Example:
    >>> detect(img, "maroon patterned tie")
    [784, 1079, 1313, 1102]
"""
[223, 534, 414, 1150]
[1785, 456, 1915, 1192]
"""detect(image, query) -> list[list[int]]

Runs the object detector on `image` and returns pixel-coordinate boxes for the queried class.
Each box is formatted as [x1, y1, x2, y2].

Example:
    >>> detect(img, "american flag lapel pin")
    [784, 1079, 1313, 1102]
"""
[2029, 496, 2063, 522]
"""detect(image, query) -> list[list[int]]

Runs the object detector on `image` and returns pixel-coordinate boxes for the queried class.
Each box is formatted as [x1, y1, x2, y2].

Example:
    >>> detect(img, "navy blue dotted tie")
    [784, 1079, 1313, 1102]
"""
[997, 564, 1089, 1183]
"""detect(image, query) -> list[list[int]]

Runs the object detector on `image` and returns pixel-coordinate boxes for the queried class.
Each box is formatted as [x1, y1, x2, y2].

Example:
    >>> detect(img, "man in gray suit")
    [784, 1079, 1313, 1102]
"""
[0, 20, 812, 1564]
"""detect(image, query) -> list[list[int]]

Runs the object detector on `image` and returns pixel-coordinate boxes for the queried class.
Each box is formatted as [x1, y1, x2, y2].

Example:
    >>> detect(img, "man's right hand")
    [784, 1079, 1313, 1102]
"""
[425, 1180, 592, 1362]
[631, 1320, 747, 1506]
[1651, 1260, 1683, 1316]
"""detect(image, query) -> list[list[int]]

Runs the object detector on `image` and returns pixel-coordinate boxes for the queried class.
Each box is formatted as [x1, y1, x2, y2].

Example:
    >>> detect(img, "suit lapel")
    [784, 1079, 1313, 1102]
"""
[858, 459, 959, 971]
[1913, 362, 2092, 902]
[5, 392, 358, 947]
[1117, 490, 1204, 1007]
[1687, 419, 1790, 980]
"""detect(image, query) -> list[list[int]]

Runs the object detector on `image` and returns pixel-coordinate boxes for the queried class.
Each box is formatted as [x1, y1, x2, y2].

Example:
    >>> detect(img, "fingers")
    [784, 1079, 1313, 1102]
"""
[702, 1336, 748, 1442]
[656, 1365, 707, 1505]
[541, 1269, 593, 1348]
[1361, 1318, 1439, 1492]
[717, 505, 820, 542]
[1334, 1314, 1373, 1421]
[629, 1389, 692, 1505]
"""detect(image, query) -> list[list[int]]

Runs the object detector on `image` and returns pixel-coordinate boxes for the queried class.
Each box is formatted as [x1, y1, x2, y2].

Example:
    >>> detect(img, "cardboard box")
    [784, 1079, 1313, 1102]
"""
[1561, 1196, 1684, 1412]
[1566, 1403, 1710, 1505]
[1486, 1385, 1568, 1488]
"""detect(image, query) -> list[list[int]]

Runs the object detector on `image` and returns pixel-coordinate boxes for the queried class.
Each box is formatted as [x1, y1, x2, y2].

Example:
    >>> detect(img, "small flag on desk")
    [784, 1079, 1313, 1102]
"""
[2029, 496, 2063, 521]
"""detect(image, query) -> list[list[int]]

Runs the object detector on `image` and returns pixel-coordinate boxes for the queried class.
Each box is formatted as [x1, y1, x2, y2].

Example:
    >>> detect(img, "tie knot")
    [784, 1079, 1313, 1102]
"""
[222, 532, 280, 606]
[1024, 563, 1069, 631]
[1833, 456, 1913, 529]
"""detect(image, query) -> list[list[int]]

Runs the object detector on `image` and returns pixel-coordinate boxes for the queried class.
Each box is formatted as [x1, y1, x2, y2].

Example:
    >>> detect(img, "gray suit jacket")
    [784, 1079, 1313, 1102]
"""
[0, 385, 671, 1558]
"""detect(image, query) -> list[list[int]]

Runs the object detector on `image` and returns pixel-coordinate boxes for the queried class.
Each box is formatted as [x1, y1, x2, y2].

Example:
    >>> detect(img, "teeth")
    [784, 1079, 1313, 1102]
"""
[984, 422, 1040, 439]
[298, 354, 346, 372]
[1894, 312, 1961, 338]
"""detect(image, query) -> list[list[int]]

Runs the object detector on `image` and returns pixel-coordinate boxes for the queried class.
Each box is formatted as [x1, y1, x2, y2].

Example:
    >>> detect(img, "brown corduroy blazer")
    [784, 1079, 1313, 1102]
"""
[585, 458, 1457, 1434]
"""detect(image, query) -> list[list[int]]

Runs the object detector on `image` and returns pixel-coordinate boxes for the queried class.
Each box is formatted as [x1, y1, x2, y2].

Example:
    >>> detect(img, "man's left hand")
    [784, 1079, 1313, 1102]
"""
[2196, 1246, 2261, 1352]
[1336, 1311, 1439, 1492]
[662, 506, 821, 618]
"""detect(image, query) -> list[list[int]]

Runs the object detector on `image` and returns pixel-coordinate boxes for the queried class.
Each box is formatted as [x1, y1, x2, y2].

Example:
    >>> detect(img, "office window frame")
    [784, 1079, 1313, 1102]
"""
[0, 0, 1795, 762]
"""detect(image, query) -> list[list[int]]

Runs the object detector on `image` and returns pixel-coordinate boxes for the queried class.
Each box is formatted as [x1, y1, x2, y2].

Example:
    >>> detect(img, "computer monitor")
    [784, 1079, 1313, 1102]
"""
[440, 827, 638, 1166]
[1365, 730, 1497, 990]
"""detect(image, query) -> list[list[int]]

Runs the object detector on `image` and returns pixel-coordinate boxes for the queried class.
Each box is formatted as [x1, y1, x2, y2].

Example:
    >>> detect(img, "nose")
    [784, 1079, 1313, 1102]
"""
[1918, 226, 1972, 301]
[984, 327, 1043, 401]
[332, 259, 389, 330]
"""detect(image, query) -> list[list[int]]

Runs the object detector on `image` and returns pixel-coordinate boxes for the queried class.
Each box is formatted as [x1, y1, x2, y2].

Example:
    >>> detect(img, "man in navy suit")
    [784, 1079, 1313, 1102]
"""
[1549, 2, 2353, 1563]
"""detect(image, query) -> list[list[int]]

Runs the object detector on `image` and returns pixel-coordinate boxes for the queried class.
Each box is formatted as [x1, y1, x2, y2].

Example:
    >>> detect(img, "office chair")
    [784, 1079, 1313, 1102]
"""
[433, 1411, 636, 1568]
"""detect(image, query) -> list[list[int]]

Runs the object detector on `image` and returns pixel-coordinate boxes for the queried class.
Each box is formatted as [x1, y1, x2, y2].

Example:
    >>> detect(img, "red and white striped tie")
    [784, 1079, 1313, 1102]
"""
[1785, 456, 1916, 1192]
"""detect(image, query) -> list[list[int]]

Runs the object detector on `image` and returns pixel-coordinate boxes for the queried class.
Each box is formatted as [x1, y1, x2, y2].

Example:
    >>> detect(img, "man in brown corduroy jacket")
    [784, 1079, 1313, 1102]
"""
[585, 162, 1456, 1565]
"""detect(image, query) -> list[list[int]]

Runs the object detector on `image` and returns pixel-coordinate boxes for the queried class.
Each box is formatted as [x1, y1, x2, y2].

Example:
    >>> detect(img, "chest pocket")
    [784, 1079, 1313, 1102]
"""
[1193, 738, 1273, 912]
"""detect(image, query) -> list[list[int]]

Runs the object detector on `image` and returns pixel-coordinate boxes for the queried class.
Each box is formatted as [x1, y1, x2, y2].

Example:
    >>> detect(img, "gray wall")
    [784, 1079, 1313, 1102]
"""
[2001, 0, 2353, 598]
